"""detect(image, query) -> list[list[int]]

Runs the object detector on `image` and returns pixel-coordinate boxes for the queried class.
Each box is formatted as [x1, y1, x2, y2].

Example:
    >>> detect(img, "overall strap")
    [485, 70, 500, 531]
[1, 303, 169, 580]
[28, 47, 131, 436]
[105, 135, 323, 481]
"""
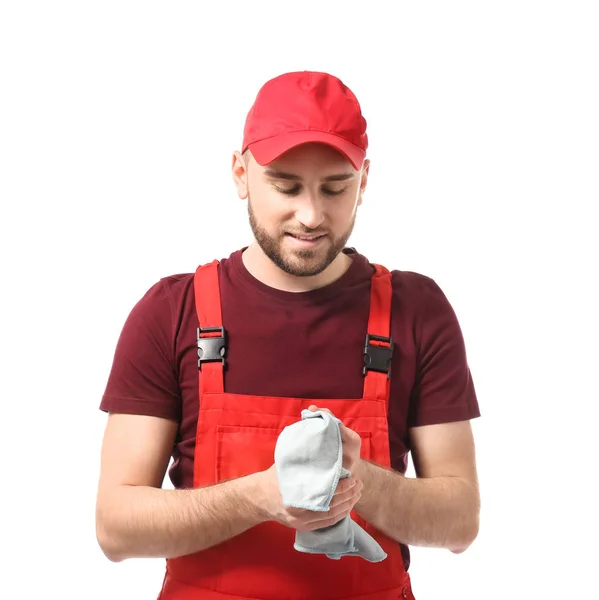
[194, 260, 226, 395]
[194, 260, 394, 405]
[362, 264, 394, 405]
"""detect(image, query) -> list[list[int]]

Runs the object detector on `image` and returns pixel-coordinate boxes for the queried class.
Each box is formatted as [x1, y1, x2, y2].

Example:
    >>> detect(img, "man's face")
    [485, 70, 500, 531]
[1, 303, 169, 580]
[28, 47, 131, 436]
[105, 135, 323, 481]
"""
[243, 143, 368, 277]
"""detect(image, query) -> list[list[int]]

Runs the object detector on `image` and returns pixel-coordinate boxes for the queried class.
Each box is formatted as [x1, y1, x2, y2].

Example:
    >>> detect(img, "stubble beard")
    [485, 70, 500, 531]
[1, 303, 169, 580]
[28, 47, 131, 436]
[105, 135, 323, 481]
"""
[247, 196, 355, 277]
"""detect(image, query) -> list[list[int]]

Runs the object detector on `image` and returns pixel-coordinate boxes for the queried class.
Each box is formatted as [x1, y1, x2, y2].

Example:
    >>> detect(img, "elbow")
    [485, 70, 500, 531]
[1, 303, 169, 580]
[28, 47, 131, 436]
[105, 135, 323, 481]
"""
[450, 481, 480, 554]
[96, 516, 127, 563]
[97, 528, 125, 563]
[450, 514, 479, 554]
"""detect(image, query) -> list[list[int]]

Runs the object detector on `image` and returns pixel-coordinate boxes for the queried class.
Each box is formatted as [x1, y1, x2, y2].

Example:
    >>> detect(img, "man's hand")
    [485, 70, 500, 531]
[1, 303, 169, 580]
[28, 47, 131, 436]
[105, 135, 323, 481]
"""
[307, 405, 362, 473]
[258, 464, 363, 531]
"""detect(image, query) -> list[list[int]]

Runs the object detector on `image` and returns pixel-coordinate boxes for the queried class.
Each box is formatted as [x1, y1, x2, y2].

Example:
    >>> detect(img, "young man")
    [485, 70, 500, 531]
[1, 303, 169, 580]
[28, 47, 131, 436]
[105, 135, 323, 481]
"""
[96, 70, 481, 600]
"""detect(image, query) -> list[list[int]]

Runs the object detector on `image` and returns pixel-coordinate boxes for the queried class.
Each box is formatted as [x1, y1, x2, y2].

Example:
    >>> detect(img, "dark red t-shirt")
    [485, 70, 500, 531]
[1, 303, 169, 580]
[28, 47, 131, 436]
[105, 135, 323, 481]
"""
[100, 247, 480, 567]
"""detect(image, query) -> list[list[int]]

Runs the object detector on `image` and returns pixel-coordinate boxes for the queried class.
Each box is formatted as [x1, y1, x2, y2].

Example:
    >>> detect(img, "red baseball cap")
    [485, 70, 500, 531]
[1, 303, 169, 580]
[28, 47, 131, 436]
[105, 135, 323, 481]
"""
[242, 71, 368, 170]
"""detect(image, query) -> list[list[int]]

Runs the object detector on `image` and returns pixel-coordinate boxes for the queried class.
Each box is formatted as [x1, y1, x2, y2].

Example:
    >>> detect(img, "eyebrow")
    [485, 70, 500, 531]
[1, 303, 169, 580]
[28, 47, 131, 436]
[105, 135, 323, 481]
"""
[264, 170, 356, 182]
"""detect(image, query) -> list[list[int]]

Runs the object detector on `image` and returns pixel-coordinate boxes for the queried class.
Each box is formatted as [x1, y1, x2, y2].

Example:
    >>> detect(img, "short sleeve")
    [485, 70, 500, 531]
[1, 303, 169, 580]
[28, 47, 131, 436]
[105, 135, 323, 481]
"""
[408, 278, 480, 427]
[99, 280, 181, 421]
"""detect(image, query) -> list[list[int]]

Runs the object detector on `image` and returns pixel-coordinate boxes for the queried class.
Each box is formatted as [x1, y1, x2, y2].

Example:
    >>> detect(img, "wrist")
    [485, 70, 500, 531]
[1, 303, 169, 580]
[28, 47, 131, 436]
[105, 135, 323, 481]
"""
[241, 470, 273, 524]
[353, 458, 368, 481]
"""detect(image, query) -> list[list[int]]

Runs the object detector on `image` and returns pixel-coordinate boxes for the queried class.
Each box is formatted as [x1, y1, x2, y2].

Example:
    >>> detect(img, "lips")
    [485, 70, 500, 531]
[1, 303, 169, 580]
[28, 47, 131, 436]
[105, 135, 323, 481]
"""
[286, 233, 326, 240]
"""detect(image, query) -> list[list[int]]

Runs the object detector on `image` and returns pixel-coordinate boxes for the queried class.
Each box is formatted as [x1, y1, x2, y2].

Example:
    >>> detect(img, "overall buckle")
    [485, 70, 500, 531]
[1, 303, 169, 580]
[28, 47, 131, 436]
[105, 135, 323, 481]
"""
[363, 334, 393, 378]
[197, 326, 227, 369]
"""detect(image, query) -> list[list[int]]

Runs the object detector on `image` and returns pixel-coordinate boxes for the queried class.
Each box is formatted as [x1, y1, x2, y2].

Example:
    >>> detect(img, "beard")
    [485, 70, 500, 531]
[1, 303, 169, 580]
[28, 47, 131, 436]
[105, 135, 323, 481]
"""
[247, 195, 356, 277]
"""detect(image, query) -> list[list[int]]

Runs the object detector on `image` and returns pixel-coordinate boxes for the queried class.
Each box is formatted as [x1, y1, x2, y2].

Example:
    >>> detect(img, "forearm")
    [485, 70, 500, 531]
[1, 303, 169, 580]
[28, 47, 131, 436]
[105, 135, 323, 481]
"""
[354, 460, 480, 552]
[96, 472, 268, 562]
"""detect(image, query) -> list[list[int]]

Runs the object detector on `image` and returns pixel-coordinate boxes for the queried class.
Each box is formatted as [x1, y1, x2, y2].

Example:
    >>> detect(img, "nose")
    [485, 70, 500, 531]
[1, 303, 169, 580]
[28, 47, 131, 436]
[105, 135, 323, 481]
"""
[294, 192, 325, 230]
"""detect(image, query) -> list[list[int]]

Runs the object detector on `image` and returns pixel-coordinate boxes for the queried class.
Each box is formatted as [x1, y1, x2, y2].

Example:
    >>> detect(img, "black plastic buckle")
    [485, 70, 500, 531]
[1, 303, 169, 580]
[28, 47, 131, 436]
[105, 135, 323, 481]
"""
[363, 334, 393, 378]
[197, 326, 227, 369]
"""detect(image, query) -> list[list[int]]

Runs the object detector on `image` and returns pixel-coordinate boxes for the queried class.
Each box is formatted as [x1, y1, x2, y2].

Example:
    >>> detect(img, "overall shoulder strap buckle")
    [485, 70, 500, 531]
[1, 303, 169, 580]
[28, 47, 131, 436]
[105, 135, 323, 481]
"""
[363, 333, 393, 379]
[197, 326, 227, 369]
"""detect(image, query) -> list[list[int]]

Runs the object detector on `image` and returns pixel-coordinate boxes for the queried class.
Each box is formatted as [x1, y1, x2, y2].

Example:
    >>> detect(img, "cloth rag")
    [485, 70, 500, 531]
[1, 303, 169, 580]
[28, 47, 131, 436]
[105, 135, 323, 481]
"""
[274, 409, 387, 562]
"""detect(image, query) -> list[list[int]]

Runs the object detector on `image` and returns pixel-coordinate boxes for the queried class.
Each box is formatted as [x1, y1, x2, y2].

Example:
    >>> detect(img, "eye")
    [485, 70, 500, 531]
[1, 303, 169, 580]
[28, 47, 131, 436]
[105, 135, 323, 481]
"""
[321, 187, 345, 196]
[275, 185, 301, 195]
[274, 185, 346, 196]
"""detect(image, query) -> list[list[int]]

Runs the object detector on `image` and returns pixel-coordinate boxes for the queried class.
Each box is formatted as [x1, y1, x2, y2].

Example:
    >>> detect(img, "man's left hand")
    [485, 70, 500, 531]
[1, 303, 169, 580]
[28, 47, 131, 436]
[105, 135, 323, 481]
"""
[307, 405, 362, 475]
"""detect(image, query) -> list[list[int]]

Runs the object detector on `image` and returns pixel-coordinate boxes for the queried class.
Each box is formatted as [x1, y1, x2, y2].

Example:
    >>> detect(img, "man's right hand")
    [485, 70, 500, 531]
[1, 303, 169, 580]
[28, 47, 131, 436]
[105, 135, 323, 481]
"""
[257, 465, 363, 531]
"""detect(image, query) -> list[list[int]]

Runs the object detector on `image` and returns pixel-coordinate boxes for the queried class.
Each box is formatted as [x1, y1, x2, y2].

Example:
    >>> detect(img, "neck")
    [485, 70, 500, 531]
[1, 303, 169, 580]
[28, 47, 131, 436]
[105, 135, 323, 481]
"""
[241, 243, 352, 292]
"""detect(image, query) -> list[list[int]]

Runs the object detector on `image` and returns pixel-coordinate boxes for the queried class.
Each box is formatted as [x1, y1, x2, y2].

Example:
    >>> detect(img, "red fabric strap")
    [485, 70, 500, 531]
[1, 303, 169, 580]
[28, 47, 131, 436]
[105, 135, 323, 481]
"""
[363, 264, 393, 404]
[194, 260, 393, 403]
[194, 260, 225, 395]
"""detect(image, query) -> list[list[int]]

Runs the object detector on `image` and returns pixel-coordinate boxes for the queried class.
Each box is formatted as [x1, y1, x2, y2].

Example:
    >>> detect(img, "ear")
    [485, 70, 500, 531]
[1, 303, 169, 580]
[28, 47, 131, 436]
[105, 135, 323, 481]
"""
[232, 151, 249, 200]
[357, 158, 370, 206]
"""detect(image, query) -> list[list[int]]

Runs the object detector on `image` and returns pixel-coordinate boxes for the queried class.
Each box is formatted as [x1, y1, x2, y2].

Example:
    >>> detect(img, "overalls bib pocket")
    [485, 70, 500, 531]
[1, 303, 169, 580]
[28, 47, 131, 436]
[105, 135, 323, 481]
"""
[216, 424, 280, 481]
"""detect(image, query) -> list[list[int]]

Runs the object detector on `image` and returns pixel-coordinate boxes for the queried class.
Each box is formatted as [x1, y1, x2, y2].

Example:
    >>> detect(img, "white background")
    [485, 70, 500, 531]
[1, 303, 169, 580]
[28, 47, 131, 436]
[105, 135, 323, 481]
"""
[1, 1, 597, 599]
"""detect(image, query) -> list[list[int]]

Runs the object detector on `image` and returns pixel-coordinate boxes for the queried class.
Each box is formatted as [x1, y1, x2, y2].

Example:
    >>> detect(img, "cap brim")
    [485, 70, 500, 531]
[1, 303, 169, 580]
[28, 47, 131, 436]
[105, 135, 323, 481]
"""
[247, 130, 365, 171]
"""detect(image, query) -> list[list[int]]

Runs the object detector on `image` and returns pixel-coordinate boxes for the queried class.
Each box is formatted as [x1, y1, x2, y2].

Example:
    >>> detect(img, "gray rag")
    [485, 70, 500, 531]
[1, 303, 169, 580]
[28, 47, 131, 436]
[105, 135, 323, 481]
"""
[274, 409, 387, 562]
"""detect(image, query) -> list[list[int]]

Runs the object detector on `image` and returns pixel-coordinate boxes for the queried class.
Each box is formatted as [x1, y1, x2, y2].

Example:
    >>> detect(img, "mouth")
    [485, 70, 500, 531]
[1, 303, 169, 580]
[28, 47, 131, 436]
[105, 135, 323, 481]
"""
[285, 232, 327, 247]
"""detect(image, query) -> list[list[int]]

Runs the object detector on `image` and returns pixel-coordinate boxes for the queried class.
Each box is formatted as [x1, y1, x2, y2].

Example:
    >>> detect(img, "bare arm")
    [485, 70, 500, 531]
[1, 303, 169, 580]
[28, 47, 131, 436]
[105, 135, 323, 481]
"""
[353, 420, 480, 553]
[95, 413, 361, 562]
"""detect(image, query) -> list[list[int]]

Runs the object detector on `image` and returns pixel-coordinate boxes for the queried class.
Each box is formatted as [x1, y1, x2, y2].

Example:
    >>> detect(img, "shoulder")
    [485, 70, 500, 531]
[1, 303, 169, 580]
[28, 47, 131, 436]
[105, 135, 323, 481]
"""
[390, 269, 453, 314]
[349, 249, 450, 312]
[137, 249, 242, 314]
[362, 257, 462, 342]
[124, 272, 195, 326]
[158, 272, 195, 298]
[373, 259, 450, 313]
[389, 268, 462, 339]
[384, 267, 469, 367]
[389, 268, 440, 298]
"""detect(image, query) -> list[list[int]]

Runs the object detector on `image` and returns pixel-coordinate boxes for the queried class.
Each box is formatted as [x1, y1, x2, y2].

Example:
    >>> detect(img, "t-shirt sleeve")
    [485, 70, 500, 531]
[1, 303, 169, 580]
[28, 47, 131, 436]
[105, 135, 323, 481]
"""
[408, 277, 480, 427]
[99, 280, 181, 421]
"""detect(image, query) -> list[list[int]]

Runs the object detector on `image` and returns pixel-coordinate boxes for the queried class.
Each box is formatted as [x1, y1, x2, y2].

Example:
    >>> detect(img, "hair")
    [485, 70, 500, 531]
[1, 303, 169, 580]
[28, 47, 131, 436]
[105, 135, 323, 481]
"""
[242, 148, 251, 167]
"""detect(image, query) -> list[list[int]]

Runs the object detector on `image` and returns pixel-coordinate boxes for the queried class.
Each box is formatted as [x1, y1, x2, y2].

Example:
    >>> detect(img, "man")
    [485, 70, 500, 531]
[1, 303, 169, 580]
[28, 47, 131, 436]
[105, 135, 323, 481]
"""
[96, 70, 481, 600]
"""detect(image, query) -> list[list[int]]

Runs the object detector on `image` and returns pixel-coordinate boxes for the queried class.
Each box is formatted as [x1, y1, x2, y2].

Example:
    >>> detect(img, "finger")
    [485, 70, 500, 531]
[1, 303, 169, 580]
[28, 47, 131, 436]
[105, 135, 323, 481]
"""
[305, 513, 348, 530]
[339, 423, 360, 443]
[285, 479, 358, 516]
[329, 493, 362, 516]
[286, 480, 359, 521]
[307, 405, 336, 417]
[305, 489, 362, 523]
[330, 482, 363, 508]
[294, 510, 348, 531]
[333, 477, 358, 494]
[305, 496, 360, 528]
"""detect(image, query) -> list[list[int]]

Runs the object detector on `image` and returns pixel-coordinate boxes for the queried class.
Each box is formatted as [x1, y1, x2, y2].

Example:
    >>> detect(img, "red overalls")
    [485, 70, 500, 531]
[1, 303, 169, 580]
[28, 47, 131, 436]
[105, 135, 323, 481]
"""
[158, 260, 415, 600]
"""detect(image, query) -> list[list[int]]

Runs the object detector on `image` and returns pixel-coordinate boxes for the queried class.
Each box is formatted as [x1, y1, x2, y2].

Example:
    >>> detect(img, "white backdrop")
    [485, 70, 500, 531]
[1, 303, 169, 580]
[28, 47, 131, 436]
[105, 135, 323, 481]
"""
[1, 1, 597, 599]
